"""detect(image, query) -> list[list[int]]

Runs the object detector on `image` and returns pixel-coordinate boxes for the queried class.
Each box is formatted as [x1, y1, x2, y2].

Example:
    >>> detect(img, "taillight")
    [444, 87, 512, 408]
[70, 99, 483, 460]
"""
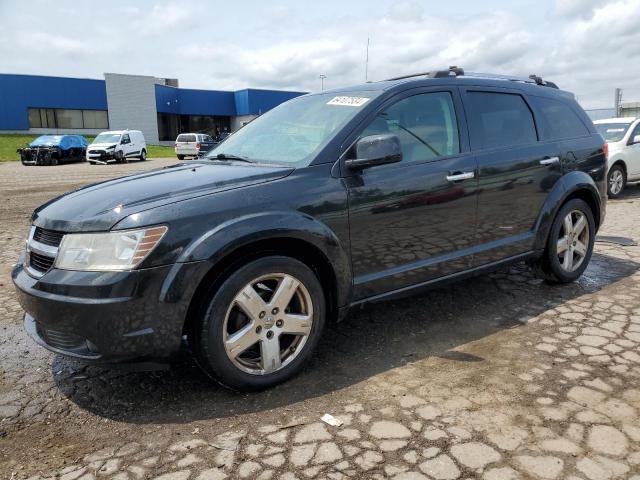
[196, 143, 201, 150]
[602, 143, 608, 158]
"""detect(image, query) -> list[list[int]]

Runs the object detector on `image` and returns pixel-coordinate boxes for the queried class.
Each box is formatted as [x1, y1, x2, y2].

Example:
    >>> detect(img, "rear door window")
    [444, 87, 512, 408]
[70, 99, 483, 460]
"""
[466, 91, 537, 150]
[177, 134, 196, 142]
[531, 96, 590, 140]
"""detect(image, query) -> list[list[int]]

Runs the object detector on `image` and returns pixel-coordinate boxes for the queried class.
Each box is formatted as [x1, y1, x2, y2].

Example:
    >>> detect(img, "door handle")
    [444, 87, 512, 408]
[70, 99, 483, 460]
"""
[446, 171, 475, 182]
[540, 156, 560, 165]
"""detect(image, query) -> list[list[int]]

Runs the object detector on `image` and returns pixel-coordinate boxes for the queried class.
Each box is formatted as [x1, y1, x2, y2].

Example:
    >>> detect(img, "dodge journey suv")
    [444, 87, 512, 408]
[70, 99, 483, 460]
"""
[13, 68, 607, 391]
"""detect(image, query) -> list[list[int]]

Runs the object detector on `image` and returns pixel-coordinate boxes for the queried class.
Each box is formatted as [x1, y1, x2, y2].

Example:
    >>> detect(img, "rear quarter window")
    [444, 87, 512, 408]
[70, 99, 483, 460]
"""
[466, 91, 537, 151]
[531, 96, 590, 140]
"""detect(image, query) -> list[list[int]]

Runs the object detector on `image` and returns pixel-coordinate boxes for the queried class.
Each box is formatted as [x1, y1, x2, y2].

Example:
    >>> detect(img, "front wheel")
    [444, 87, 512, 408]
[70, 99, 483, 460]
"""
[533, 198, 595, 283]
[139, 149, 147, 161]
[193, 256, 326, 391]
[607, 165, 626, 198]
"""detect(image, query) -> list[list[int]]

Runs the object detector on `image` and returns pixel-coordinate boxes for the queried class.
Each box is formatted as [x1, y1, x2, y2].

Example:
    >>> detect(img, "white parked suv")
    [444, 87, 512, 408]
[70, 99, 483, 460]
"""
[174, 133, 217, 160]
[87, 130, 147, 164]
[594, 117, 640, 198]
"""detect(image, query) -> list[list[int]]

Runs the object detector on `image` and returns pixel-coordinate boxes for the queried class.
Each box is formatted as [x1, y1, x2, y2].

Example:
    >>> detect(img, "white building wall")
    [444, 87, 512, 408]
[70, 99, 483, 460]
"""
[104, 73, 159, 144]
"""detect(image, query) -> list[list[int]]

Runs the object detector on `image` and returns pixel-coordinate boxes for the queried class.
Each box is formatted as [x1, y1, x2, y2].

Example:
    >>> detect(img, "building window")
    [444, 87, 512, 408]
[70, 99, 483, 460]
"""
[27, 108, 109, 129]
[82, 110, 109, 129]
[157, 113, 230, 141]
[55, 109, 84, 129]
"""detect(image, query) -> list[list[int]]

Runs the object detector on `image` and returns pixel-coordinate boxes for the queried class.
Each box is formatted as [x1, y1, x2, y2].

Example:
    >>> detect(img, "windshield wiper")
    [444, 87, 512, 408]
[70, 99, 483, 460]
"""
[211, 153, 253, 163]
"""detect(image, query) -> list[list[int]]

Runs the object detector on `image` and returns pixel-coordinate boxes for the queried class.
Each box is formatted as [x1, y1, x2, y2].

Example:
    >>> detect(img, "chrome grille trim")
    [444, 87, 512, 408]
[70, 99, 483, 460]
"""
[25, 226, 60, 278]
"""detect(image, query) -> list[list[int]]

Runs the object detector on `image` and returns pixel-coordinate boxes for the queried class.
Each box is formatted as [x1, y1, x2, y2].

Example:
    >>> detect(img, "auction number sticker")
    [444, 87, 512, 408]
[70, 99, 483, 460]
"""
[327, 96, 370, 107]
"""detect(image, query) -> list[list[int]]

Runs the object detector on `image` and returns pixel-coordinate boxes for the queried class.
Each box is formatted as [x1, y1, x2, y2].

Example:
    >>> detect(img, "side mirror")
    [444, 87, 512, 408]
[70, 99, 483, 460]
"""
[344, 134, 403, 170]
[632, 135, 640, 145]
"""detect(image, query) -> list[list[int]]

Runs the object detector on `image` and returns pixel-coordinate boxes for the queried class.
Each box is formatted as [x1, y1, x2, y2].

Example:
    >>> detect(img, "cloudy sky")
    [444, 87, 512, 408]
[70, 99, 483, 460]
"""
[0, 0, 638, 109]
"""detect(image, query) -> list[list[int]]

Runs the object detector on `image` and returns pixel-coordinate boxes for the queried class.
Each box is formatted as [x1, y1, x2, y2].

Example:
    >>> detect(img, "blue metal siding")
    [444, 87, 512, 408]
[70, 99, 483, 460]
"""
[0, 74, 107, 130]
[155, 85, 180, 114]
[159, 85, 305, 117]
[155, 85, 237, 116]
[241, 89, 306, 116]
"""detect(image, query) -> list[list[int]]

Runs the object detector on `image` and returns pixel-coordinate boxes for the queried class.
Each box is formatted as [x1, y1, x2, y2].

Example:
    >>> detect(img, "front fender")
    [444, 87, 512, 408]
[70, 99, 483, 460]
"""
[175, 211, 352, 307]
[533, 171, 602, 252]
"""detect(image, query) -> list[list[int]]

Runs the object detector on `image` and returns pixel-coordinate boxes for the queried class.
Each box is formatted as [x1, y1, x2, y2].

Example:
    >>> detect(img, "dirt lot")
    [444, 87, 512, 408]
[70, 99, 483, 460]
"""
[1, 159, 640, 480]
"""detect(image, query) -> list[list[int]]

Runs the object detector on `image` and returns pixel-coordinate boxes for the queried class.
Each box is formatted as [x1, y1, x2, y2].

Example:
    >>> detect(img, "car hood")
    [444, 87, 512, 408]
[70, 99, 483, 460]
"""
[32, 161, 294, 232]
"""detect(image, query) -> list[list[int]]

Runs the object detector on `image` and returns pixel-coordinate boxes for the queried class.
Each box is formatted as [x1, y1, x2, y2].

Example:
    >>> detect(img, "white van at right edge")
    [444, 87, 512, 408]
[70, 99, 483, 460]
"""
[594, 117, 640, 198]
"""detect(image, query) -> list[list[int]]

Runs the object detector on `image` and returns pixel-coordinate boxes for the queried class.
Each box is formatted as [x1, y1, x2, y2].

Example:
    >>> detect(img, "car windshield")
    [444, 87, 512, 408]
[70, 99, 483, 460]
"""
[206, 91, 380, 166]
[93, 133, 121, 144]
[595, 123, 631, 143]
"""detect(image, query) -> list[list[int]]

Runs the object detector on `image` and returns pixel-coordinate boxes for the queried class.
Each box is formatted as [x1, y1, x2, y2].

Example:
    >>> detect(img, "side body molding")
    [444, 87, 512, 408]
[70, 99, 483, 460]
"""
[532, 170, 602, 252]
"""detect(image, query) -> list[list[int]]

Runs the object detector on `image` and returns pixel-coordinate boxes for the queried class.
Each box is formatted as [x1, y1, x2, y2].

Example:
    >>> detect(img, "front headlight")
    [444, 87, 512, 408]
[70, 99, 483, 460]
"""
[55, 226, 168, 272]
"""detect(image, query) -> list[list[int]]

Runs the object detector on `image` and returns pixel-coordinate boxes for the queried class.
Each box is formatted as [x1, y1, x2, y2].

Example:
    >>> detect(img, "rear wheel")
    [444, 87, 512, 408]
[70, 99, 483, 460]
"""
[607, 164, 626, 198]
[533, 198, 595, 283]
[193, 256, 326, 391]
[177, 155, 185, 160]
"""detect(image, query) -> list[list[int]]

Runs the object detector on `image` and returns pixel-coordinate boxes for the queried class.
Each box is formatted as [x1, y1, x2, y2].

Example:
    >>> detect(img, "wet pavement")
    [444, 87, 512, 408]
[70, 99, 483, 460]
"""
[1, 160, 640, 479]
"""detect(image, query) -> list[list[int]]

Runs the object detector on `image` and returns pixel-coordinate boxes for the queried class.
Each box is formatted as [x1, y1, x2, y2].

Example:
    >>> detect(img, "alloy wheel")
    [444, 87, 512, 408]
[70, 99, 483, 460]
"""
[609, 169, 624, 195]
[557, 209, 589, 272]
[223, 273, 313, 375]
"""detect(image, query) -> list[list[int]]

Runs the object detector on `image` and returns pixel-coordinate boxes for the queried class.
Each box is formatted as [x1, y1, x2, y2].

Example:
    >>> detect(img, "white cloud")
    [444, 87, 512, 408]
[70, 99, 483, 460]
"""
[1, 0, 639, 108]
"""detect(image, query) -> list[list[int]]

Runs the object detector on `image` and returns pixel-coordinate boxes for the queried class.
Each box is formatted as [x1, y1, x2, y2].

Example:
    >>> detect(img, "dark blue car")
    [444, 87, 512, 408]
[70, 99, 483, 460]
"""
[18, 135, 89, 166]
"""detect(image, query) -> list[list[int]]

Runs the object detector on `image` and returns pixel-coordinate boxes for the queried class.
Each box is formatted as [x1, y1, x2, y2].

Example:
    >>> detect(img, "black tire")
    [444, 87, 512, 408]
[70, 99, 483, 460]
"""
[115, 151, 124, 164]
[533, 198, 595, 283]
[193, 256, 326, 391]
[89, 161, 95, 165]
[607, 164, 626, 198]
[51, 157, 58, 166]
[139, 149, 147, 161]
[177, 155, 185, 160]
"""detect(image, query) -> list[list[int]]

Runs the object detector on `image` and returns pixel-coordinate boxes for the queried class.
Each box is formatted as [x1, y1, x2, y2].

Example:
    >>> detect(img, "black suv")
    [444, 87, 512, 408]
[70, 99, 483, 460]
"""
[13, 68, 607, 390]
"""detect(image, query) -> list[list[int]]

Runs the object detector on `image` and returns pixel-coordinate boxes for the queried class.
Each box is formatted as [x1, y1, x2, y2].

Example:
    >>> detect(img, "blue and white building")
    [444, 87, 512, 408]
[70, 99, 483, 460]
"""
[0, 73, 306, 144]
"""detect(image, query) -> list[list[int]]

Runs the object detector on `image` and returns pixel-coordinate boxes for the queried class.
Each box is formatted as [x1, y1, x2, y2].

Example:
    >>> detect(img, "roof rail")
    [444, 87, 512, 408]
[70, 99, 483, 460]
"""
[384, 66, 464, 82]
[383, 67, 559, 89]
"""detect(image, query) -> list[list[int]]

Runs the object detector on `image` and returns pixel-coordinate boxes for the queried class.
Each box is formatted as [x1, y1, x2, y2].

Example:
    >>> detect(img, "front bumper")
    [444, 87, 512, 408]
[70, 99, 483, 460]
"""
[87, 150, 116, 163]
[12, 261, 208, 363]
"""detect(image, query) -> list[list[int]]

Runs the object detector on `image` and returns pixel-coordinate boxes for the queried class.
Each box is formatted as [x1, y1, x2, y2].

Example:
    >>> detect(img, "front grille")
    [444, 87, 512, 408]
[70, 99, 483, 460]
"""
[33, 227, 64, 247]
[29, 251, 55, 273]
[38, 326, 85, 350]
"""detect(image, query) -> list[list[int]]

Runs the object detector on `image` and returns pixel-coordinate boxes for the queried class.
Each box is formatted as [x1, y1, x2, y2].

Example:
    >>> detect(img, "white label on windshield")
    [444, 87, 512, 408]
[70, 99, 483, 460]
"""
[327, 96, 370, 107]
[607, 128, 625, 132]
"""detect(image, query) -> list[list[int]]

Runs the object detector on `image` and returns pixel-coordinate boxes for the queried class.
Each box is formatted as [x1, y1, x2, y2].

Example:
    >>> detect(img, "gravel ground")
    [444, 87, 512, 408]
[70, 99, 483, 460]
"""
[1, 159, 640, 480]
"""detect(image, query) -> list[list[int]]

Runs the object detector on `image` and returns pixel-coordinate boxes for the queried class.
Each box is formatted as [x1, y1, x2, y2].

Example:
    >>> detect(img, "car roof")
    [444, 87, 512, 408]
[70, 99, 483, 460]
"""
[316, 72, 574, 99]
[593, 117, 637, 124]
[99, 130, 141, 135]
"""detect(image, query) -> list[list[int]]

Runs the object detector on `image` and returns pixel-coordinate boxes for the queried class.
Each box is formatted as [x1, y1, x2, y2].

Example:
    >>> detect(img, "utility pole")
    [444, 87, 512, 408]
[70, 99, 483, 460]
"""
[614, 88, 622, 117]
[319, 74, 326, 91]
[365, 37, 370, 81]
